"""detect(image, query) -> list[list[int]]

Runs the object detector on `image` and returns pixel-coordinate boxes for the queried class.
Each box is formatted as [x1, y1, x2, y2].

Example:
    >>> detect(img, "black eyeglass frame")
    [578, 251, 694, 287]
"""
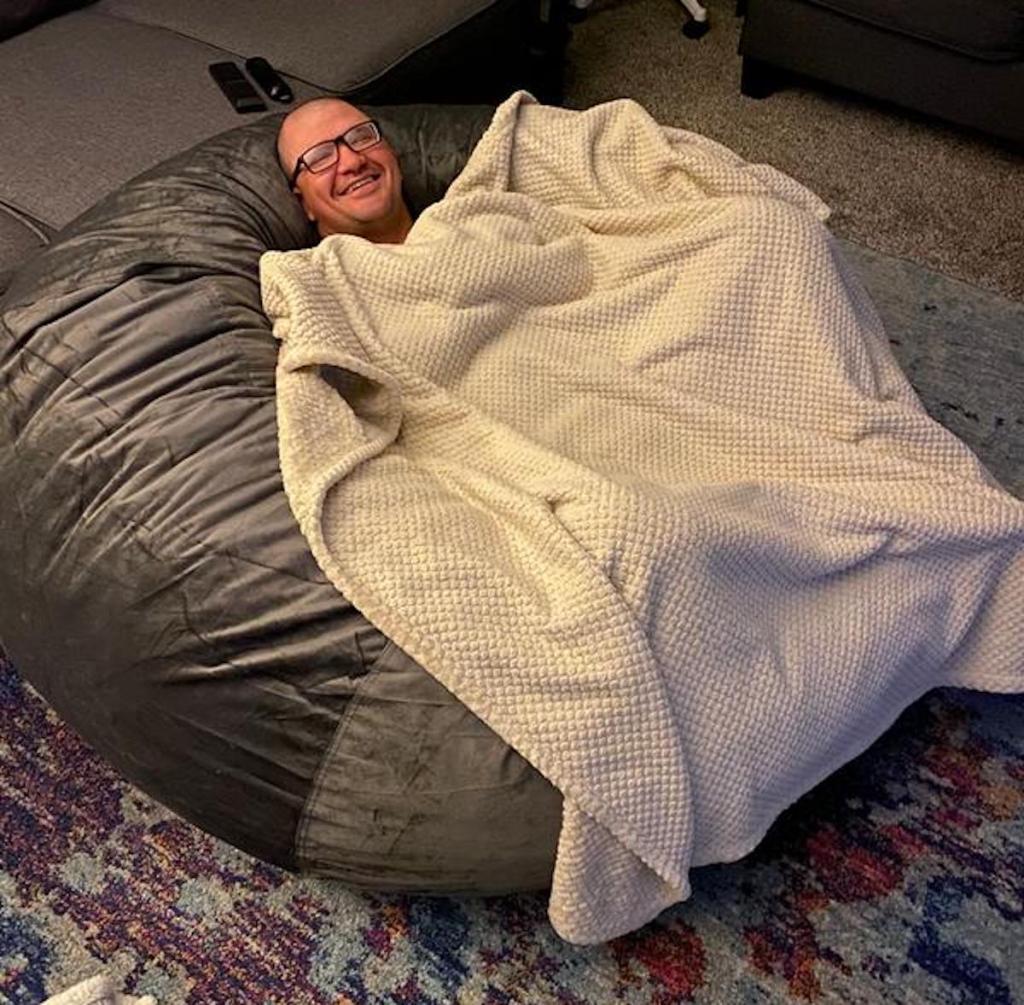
[289, 120, 383, 189]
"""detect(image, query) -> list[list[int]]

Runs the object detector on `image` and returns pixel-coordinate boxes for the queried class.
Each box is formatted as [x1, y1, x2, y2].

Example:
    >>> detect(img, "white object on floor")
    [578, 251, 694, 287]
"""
[41, 973, 158, 1005]
[679, 0, 708, 22]
[261, 90, 1024, 945]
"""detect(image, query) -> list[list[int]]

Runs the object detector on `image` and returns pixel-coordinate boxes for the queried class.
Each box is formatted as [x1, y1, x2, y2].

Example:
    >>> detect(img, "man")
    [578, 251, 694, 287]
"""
[277, 97, 413, 245]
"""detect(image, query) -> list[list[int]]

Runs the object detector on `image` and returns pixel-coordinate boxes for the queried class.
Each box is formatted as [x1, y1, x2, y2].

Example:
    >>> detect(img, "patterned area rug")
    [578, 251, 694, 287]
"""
[3, 240, 1023, 1004]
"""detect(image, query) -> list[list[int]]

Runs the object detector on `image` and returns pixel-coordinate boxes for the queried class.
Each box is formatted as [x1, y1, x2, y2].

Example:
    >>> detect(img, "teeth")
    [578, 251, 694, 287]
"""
[344, 175, 378, 195]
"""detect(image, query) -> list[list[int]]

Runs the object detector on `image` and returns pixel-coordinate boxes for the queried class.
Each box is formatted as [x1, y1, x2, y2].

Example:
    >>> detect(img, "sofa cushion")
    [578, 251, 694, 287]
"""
[810, 0, 1024, 61]
[92, 0, 512, 93]
[0, 9, 325, 234]
[0, 0, 92, 41]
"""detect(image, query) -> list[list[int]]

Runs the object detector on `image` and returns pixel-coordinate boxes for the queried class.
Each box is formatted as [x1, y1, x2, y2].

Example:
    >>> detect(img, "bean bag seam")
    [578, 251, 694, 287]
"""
[292, 645, 395, 870]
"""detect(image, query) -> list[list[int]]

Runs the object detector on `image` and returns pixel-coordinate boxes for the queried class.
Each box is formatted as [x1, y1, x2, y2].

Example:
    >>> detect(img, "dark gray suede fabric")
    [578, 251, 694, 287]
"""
[299, 642, 562, 895]
[0, 203, 51, 297]
[810, 0, 1024, 61]
[0, 107, 561, 888]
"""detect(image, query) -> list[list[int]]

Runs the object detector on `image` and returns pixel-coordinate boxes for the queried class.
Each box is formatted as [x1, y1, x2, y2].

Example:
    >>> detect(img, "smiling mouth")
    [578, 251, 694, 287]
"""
[337, 172, 381, 197]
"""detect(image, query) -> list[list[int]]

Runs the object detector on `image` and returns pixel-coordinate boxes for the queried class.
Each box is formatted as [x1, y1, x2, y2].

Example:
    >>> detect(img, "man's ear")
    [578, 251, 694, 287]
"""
[293, 188, 316, 224]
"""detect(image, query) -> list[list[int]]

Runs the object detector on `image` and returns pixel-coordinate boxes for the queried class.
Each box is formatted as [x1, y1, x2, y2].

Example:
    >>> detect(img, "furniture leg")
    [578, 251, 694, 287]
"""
[741, 56, 784, 98]
[528, 0, 573, 104]
[680, 0, 710, 38]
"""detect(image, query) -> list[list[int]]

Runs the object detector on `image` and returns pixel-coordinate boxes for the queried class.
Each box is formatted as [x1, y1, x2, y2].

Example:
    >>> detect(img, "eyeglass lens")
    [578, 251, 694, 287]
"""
[304, 122, 380, 174]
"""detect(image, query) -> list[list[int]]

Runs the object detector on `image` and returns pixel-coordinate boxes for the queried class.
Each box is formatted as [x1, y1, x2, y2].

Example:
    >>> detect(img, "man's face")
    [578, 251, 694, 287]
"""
[279, 99, 410, 243]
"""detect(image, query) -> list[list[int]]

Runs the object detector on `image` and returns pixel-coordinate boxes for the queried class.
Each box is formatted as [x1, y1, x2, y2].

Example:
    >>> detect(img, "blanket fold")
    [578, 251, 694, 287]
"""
[261, 91, 1024, 944]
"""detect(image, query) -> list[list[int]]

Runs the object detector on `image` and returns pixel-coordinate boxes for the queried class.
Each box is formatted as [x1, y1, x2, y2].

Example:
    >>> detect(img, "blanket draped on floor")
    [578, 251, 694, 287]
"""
[260, 92, 1024, 944]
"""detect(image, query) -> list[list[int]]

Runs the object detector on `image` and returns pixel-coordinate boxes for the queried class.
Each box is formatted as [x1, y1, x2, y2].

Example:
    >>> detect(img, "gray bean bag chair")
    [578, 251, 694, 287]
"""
[0, 106, 562, 894]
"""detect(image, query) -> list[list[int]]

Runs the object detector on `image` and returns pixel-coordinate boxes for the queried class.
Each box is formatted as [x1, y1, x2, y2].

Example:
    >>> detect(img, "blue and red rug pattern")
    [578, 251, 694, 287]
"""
[2, 650, 1022, 1004]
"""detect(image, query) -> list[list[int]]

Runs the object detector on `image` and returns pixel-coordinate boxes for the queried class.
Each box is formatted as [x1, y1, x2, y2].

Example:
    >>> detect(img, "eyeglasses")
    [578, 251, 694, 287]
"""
[289, 120, 383, 188]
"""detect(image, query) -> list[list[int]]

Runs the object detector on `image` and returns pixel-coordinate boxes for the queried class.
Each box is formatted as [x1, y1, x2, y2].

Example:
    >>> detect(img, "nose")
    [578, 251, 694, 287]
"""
[335, 143, 368, 174]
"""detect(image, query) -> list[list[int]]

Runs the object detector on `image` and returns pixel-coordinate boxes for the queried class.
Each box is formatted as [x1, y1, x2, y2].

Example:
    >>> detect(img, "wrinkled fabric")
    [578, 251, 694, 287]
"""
[262, 91, 1024, 943]
[297, 638, 562, 894]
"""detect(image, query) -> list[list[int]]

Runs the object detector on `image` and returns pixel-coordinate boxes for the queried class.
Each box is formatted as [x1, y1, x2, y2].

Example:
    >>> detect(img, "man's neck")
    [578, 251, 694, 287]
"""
[370, 209, 413, 245]
[323, 206, 414, 245]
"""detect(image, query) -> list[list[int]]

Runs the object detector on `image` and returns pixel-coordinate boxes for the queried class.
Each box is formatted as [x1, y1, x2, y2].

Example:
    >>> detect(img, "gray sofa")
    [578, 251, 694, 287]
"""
[0, 0, 570, 292]
[738, 0, 1024, 145]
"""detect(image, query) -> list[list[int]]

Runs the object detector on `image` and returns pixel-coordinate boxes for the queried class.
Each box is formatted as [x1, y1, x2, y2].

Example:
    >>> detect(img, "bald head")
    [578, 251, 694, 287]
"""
[278, 97, 412, 244]
[276, 97, 354, 176]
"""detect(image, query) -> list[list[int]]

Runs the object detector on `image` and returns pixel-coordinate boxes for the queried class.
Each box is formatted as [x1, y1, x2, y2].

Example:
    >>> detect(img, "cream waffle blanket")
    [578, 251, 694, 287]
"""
[260, 91, 1024, 944]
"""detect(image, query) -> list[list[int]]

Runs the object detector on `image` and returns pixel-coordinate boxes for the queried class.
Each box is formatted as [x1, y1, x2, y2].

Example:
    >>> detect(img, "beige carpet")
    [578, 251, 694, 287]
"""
[562, 0, 1024, 301]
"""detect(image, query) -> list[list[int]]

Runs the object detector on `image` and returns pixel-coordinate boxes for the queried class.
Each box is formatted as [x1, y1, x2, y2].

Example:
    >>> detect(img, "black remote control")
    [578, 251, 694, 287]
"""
[245, 57, 294, 104]
[209, 62, 266, 113]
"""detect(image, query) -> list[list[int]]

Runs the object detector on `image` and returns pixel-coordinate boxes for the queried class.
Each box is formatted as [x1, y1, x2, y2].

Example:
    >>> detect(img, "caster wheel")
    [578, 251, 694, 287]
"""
[567, 0, 590, 23]
[682, 16, 710, 38]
